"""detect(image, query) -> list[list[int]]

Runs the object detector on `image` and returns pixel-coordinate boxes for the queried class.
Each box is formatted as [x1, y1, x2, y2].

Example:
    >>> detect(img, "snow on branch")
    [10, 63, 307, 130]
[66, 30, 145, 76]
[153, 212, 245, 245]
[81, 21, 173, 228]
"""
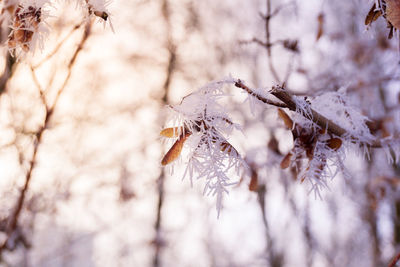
[161, 78, 400, 213]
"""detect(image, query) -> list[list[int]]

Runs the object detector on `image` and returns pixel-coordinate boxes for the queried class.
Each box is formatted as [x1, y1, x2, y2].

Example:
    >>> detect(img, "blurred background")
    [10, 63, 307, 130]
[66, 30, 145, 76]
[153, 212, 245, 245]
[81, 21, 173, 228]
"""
[0, 0, 399, 266]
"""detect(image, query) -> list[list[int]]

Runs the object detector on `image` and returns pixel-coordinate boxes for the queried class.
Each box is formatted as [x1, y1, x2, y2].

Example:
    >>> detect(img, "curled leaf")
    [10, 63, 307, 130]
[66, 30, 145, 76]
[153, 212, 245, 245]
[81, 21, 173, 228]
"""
[327, 138, 342, 151]
[277, 108, 293, 129]
[161, 132, 191, 165]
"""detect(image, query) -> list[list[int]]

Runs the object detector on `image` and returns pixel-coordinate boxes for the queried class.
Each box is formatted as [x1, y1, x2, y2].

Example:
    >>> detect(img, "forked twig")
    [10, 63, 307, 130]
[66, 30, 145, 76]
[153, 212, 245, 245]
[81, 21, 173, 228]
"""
[0, 22, 92, 254]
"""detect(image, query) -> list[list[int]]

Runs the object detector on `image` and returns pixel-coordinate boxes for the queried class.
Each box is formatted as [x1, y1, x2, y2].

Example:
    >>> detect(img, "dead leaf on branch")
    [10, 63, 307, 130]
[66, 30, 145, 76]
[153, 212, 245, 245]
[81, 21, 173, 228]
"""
[280, 152, 292, 169]
[277, 108, 293, 129]
[327, 138, 342, 151]
[161, 132, 191, 165]
[316, 13, 324, 41]
[160, 127, 185, 138]
[161, 119, 241, 166]
[220, 141, 239, 157]
[365, 4, 382, 26]
[365, 1, 400, 39]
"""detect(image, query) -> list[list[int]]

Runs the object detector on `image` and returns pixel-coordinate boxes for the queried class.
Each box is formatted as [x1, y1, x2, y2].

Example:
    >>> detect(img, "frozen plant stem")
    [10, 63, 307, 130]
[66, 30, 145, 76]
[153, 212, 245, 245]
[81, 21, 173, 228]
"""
[235, 79, 390, 148]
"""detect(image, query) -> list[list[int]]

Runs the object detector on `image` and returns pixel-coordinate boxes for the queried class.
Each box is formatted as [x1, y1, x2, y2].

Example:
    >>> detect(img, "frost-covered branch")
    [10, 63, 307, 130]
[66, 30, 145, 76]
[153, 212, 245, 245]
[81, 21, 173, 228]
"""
[234, 79, 287, 108]
[162, 77, 400, 211]
[236, 79, 400, 149]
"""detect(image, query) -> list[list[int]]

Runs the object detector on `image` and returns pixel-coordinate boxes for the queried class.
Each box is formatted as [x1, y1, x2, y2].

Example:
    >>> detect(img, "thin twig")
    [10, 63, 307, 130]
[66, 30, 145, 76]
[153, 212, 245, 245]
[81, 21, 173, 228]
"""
[265, 0, 281, 83]
[0, 22, 92, 254]
[235, 79, 287, 108]
[154, 0, 175, 266]
[30, 66, 46, 107]
[388, 249, 400, 267]
[33, 24, 82, 69]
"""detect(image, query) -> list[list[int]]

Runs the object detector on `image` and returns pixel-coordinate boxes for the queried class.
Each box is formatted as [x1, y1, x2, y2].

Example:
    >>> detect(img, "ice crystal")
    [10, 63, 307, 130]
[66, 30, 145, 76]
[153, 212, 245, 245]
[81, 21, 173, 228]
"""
[279, 88, 376, 196]
[162, 79, 245, 215]
[311, 90, 375, 144]
[0, 0, 113, 57]
[6, 1, 49, 56]
[163, 78, 400, 212]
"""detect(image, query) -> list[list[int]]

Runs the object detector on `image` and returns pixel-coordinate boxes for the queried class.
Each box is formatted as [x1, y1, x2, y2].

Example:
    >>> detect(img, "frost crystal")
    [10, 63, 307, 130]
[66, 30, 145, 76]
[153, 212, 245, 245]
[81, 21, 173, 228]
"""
[162, 79, 245, 215]
[6, 1, 49, 56]
[281, 89, 376, 196]
[0, 0, 112, 57]
[310, 90, 375, 144]
[163, 78, 400, 213]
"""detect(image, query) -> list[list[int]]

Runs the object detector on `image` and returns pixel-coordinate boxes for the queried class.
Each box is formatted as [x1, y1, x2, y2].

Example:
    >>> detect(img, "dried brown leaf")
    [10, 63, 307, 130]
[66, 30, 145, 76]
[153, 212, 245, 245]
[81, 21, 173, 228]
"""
[306, 146, 315, 160]
[220, 141, 239, 157]
[161, 133, 191, 165]
[160, 127, 184, 138]
[316, 13, 324, 41]
[365, 4, 382, 26]
[277, 108, 293, 129]
[268, 136, 280, 154]
[327, 138, 342, 151]
[280, 152, 292, 169]
[249, 174, 258, 192]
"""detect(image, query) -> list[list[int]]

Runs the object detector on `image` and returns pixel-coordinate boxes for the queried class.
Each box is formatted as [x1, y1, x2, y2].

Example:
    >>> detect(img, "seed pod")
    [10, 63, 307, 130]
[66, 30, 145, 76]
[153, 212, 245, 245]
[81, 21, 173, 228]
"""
[161, 132, 191, 165]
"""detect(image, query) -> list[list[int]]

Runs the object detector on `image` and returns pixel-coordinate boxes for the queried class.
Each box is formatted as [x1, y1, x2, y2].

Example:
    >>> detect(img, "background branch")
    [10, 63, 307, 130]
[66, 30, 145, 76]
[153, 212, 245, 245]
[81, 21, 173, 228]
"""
[0, 22, 92, 255]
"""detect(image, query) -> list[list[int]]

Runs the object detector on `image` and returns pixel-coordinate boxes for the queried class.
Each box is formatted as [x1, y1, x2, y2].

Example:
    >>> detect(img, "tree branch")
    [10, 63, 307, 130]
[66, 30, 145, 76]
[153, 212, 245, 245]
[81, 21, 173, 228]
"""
[236, 79, 394, 148]
[235, 79, 287, 108]
[270, 85, 348, 137]
[0, 22, 92, 254]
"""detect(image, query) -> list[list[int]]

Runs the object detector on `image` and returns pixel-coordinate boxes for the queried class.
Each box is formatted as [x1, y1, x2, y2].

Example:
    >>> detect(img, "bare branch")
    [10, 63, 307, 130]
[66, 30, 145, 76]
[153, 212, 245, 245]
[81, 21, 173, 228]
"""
[32, 24, 82, 69]
[265, 0, 281, 83]
[234, 79, 287, 108]
[0, 22, 92, 254]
